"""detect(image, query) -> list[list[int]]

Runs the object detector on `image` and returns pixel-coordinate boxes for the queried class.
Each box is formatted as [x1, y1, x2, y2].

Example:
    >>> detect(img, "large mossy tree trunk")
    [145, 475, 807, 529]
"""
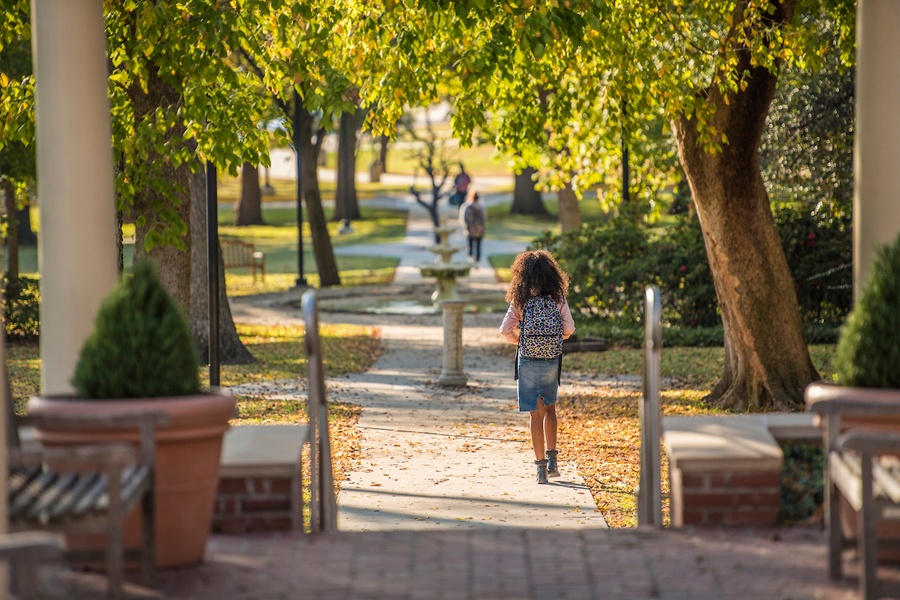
[297, 108, 341, 287]
[189, 168, 254, 365]
[671, 0, 816, 411]
[129, 71, 192, 311]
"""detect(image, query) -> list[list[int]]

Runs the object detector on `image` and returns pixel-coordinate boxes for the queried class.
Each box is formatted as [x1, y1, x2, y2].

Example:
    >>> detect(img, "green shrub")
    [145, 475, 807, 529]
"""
[3, 276, 40, 341]
[533, 216, 652, 322]
[834, 233, 900, 387]
[650, 216, 718, 327]
[533, 200, 851, 345]
[778, 441, 824, 525]
[533, 212, 720, 332]
[774, 203, 852, 326]
[71, 261, 201, 399]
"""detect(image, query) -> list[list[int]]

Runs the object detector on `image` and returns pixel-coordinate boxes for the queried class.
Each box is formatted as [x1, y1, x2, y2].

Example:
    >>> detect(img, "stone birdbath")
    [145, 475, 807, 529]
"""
[418, 225, 471, 302]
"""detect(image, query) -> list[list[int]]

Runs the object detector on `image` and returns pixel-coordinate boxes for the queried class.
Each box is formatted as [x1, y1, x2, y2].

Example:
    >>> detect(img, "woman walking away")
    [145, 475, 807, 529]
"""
[499, 250, 575, 484]
[460, 191, 486, 265]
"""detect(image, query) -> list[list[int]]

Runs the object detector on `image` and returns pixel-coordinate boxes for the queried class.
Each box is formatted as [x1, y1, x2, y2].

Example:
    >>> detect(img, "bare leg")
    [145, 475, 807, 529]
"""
[530, 399, 547, 460]
[544, 402, 557, 451]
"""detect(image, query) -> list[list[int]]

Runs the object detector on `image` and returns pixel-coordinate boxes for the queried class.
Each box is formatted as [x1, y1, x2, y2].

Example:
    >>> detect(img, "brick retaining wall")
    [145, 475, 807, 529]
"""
[671, 468, 781, 527]
[212, 476, 297, 534]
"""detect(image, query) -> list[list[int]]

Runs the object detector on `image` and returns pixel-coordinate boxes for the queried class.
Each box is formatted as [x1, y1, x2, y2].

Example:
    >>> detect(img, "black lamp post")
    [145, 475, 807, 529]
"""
[206, 161, 220, 387]
[622, 101, 630, 203]
[293, 90, 307, 287]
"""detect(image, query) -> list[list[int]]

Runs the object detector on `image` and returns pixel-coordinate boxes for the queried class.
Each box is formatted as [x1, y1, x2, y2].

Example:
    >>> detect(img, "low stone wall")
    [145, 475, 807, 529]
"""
[664, 414, 819, 527]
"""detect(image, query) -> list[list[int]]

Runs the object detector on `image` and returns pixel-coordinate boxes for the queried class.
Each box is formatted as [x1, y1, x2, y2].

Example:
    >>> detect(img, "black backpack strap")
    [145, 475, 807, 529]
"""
[514, 346, 519, 380]
[557, 354, 562, 385]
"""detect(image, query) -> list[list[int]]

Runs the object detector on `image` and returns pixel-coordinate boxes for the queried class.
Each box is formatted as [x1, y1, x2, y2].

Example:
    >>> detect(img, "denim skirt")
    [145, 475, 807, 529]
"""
[516, 355, 560, 412]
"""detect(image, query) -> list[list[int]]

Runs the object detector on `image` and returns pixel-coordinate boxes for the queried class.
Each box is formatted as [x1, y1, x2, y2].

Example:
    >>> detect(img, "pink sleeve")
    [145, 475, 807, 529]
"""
[499, 304, 521, 345]
[559, 299, 575, 339]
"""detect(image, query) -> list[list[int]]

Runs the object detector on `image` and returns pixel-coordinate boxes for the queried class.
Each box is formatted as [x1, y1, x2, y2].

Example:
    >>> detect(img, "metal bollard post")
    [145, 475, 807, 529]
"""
[437, 300, 467, 386]
[638, 286, 662, 528]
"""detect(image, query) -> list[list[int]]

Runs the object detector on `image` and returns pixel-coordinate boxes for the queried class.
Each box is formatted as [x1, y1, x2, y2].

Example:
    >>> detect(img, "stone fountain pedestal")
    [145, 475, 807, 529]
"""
[437, 299, 467, 386]
[418, 224, 471, 302]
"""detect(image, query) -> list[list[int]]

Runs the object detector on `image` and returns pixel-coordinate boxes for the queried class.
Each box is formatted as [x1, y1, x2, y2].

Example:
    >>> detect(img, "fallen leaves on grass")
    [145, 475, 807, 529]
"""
[560, 386, 724, 528]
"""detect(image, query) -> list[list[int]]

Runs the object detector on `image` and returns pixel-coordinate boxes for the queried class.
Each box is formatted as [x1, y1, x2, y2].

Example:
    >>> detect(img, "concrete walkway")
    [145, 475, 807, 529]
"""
[330, 310, 606, 531]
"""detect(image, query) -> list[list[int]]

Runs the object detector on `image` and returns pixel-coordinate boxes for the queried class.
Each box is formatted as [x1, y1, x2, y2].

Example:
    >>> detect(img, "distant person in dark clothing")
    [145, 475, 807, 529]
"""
[460, 191, 486, 265]
[450, 163, 471, 206]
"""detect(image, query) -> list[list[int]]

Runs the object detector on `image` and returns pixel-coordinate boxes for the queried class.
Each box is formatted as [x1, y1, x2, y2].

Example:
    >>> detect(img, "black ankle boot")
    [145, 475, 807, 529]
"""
[546, 450, 559, 477]
[535, 459, 549, 484]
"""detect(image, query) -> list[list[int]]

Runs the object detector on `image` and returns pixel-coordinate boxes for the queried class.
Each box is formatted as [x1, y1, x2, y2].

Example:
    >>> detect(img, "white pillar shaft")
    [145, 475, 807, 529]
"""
[854, 0, 900, 297]
[32, 0, 118, 394]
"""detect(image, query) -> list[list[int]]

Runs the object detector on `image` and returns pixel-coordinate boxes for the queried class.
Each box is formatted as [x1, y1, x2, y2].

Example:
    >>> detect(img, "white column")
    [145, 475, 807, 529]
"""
[31, 0, 118, 394]
[854, 0, 900, 297]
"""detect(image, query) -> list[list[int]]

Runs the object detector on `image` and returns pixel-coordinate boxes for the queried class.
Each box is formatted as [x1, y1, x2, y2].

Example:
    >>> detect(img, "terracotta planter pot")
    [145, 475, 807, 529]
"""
[805, 382, 900, 559]
[27, 391, 235, 568]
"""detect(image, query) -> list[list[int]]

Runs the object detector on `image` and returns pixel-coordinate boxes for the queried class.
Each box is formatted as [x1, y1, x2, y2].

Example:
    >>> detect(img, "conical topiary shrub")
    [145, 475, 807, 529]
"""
[71, 261, 201, 399]
[834, 233, 900, 388]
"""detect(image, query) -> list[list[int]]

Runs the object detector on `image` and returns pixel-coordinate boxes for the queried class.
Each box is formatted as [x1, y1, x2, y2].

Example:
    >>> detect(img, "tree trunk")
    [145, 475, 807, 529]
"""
[378, 134, 390, 173]
[298, 109, 341, 287]
[671, 0, 815, 411]
[16, 202, 35, 246]
[333, 109, 363, 222]
[235, 161, 264, 226]
[557, 183, 581, 233]
[511, 167, 547, 215]
[189, 168, 255, 364]
[130, 73, 192, 311]
[2, 181, 19, 280]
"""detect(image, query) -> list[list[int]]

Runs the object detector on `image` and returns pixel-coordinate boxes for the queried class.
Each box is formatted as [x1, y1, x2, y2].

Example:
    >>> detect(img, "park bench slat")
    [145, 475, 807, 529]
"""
[70, 472, 111, 516]
[24, 471, 80, 521]
[9, 465, 43, 498]
[10, 469, 60, 519]
[46, 471, 103, 520]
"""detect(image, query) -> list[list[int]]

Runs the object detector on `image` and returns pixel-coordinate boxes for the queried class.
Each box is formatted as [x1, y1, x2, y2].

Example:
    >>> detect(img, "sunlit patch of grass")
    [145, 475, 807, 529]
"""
[201, 323, 381, 387]
[8, 322, 380, 413]
[490, 253, 516, 283]
[8, 340, 40, 414]
[223, 259, 398, 297]
[566, 344, 837, 390]
[234, 396, 307, 424]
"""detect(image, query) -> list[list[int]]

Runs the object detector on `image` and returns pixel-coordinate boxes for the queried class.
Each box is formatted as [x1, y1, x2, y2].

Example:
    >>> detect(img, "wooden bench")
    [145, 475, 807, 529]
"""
[10, 411, 169, 600]
[808, 390, 900, 600]
[221, 240, 266, 283]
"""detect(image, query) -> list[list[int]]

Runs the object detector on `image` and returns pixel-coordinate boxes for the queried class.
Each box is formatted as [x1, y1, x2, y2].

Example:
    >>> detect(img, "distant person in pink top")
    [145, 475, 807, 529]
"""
[499, 250, 575, 484]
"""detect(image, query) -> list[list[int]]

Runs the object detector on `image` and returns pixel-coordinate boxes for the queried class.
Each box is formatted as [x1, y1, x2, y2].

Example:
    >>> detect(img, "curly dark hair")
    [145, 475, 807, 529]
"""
[505, 249, 569, 308]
